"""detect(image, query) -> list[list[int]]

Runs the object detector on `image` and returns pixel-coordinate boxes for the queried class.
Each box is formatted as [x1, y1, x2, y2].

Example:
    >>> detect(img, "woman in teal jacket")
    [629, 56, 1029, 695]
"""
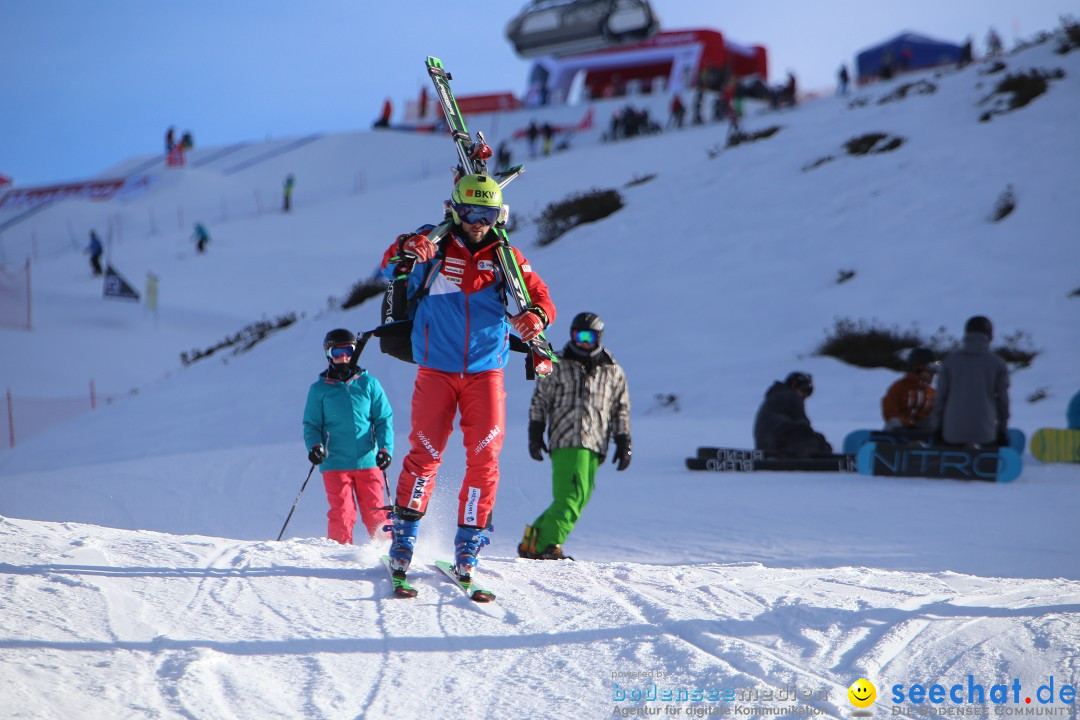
[303, 329, 394, 543]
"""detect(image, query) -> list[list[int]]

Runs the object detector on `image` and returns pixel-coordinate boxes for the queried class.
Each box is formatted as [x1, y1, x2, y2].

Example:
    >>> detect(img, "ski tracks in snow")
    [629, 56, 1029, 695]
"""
[2, 518, 1079, 718]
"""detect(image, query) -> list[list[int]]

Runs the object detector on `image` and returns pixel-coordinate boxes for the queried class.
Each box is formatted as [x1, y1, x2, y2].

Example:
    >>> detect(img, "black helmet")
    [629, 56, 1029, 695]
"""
[784, 371, 813, 397]
[964, 315, 993, 340]
[323, 328, 357, 357]
[907, 347, 938, 373]
[569, 312, 604, 356]
[570, 311, 604, 336]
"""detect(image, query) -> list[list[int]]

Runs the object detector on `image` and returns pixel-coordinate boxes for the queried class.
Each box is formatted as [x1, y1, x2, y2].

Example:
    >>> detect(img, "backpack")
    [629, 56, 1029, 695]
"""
[376, 227, 446, 363]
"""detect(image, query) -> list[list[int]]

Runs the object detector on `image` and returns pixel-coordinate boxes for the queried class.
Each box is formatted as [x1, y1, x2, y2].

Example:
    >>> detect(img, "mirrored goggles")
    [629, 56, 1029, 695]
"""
[327, 345, 355, 360]
[454, 202, 500, 226]
[573, 329, 598, 345]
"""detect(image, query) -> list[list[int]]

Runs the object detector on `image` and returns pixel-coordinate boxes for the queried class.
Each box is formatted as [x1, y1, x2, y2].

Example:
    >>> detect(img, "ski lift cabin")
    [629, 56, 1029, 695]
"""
[506, 0, 659, 59]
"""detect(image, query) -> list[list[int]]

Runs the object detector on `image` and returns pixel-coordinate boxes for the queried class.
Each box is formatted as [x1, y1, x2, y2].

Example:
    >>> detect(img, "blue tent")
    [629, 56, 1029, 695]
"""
[856, 31, 964, 83]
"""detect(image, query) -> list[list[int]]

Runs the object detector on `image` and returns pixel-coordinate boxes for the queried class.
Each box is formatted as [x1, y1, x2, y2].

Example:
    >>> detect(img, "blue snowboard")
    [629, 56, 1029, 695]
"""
[842, 427, 1025, 455]
[855, 442, 1023, 483]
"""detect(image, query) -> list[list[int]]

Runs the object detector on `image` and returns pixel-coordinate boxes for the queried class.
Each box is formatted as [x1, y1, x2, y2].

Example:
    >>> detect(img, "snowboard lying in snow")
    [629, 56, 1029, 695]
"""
[855, 442, 1023, 483]
[1029, 428, 1080, 463]
[687, 447, 856, 473]
[842, 427, 1025, 455]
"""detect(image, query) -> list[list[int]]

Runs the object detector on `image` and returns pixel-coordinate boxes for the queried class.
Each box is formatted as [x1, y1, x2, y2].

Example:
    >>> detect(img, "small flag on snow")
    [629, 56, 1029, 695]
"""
[104, 264, 140, 302]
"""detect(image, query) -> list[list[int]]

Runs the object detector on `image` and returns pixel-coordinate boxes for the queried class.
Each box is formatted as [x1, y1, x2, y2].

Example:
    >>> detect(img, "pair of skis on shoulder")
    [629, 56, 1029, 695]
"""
[424, 55, 557, 378]
[381, 555, 495, 603]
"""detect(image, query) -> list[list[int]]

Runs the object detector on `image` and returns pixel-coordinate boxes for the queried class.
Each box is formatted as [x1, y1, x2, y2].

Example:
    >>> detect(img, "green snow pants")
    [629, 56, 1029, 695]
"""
[532, 447, 600, 550]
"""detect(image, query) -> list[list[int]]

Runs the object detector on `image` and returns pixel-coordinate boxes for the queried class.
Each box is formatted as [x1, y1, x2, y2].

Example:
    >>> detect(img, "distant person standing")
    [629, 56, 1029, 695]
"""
[303, 329, 394, 544]
[960, 37, 974, 68]
[373, 98, 392, 129]
[165, 126, 176, 152]
[542, 122, 554, 156]
[837, 64, 850, 96]
[526, 120, 540, 158]
[668, 93, 686, 128]
[496, 142, 512, 173]
[87, 230, 103, 276]
[192, 222, 210, 254]
[931, 315, 1010, 447]
[282, 174, 295, 213]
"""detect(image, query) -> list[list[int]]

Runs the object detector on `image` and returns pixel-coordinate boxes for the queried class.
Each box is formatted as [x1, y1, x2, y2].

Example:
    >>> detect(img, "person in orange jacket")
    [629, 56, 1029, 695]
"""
[882, 347, 938, 431]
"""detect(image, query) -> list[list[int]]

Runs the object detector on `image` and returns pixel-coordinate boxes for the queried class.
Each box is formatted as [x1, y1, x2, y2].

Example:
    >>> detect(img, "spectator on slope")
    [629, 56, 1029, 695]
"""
[931, 315, 1010, 447]
[668, 93, 686, 129]
[519, 312, 631, 561]
[180, 131, 194, 151]
[527, 120, 539, 158]
[303, 329, 394, 544]
[496, 142, 512, 173]
[378, 172, 556, 582]
[753, 372, 833, 458]
[881, 347, 939, 431]
[837, 65, 850, 96]
[86, 230, 104, 276]
[192, 222, 210, 254]
[282, 174, 295, 213]
[960, 37, 974, 68]
[165, 126, 176, 152]
[373, 98, 392, 129]
[542, 122, 554, 156]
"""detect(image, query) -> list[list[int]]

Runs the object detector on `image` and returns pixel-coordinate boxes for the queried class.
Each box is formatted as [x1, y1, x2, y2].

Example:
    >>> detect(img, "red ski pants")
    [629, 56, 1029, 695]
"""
[395, 367, 505, 528]
[322, 468, 389, 544]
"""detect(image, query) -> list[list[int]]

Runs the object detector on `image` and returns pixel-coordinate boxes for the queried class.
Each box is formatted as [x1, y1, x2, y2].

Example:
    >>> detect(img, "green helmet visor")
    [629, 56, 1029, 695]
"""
[453, 202, 500, 226]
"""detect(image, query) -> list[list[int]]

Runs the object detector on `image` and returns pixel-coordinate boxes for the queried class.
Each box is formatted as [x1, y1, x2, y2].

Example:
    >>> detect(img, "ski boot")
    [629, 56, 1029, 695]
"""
[517, 524, 540, 559]
[453, 525, 491, 581]
[537, 544, 573, 561]
[387, 506, 423, 573]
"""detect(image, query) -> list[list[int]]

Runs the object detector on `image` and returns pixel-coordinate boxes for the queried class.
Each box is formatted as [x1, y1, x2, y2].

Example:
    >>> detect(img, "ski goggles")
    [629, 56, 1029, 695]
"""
[327, 345, 355, 360]
[572, 329, 598, 345]
[454, 202, 500, 226]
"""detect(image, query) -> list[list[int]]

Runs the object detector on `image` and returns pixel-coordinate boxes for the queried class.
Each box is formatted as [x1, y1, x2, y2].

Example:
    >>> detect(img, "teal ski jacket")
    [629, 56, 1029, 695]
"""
[303, 368, 393, 471]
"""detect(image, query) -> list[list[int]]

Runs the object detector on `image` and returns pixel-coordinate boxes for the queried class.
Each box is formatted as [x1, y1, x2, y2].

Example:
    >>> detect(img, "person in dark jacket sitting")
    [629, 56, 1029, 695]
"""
[753, 372, 832, 457]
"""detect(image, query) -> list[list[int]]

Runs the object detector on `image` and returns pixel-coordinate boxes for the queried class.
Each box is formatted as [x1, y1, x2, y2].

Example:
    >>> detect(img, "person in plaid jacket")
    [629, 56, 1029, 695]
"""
[519, 312, 631, 560]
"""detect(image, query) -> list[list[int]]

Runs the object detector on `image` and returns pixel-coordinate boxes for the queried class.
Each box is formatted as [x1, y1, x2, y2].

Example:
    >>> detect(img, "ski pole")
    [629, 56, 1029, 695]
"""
[276, 464, 316, 541]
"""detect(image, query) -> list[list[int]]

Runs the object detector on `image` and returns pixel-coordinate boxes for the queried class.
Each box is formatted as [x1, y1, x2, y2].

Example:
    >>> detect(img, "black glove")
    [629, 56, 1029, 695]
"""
[308, 444, 326, 465]
[995, 431, 1009, 448]
[613, 434, 632, 471]
[375, 449, 392, 470]
[528, 420, 548, 462]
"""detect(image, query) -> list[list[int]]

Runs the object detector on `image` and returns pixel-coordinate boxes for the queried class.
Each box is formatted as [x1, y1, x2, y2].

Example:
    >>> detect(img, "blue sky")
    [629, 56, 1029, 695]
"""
[1, 0, 1074, 186]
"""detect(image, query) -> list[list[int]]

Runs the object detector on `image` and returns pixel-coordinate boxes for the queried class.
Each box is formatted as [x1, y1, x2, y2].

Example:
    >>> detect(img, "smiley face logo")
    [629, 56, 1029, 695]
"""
[848, 678, 876, 708]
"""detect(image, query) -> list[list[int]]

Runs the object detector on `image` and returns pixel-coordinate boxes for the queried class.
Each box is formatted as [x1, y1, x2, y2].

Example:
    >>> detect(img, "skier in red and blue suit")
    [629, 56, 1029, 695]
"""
[380, 173, 556, 579]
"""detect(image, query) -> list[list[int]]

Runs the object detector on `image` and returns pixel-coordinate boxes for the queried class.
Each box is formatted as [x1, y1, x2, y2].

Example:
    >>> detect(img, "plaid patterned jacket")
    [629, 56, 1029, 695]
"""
[528, 345, 631, 456]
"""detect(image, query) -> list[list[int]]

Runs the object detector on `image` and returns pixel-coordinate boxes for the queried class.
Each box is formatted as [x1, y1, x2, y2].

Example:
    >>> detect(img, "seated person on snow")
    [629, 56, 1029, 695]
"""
[881, 347, 939, 432]
[752, 372, 833, 458]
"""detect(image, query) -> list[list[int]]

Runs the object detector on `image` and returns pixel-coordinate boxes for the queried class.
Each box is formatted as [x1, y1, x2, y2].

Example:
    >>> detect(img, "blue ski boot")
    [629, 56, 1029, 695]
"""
[453, 525, 491, 580]
[388, 507, 422, 573]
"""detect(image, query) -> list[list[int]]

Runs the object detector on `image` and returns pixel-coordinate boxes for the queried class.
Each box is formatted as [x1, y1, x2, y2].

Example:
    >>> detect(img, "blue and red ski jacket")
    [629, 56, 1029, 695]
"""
[380, 228, 555, 374]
